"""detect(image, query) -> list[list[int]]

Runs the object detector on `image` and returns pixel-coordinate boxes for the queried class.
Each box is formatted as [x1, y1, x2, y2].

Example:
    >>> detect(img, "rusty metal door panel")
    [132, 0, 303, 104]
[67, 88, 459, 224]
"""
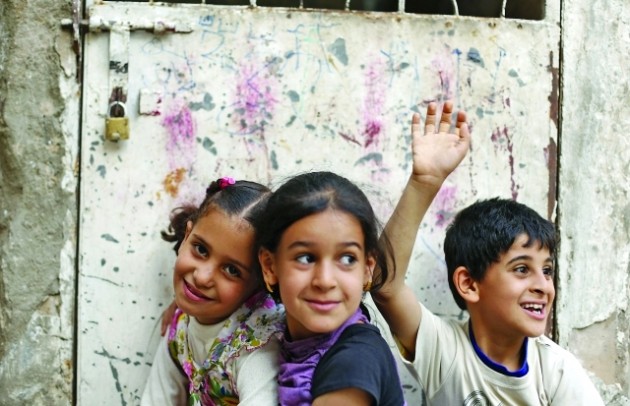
[79, 3, 559, 403]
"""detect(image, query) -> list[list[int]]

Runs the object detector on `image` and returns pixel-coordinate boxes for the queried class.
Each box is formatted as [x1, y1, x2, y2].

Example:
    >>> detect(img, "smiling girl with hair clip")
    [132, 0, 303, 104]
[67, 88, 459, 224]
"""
[141, 178, 285, 406]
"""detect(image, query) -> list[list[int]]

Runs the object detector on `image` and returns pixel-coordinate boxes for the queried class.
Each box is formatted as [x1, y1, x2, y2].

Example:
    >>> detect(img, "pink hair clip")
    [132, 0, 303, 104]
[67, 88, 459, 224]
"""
[218, 177, 236, 189]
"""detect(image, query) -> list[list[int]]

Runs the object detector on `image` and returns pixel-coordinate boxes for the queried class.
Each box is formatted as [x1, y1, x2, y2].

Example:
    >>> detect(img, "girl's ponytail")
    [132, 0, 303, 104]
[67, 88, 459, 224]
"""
[161, 205, 196, 254]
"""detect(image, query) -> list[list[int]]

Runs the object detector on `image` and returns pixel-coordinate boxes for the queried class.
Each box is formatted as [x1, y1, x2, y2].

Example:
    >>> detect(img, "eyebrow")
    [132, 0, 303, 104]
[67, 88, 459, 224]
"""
[192, 233, 252, 273]
[287, 240, 363, 251]
[506, 255, 554, 265]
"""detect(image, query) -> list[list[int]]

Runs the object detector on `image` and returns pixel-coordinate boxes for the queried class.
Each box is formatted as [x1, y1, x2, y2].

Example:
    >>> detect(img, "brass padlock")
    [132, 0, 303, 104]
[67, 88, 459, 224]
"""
[105, 101, 129, 141]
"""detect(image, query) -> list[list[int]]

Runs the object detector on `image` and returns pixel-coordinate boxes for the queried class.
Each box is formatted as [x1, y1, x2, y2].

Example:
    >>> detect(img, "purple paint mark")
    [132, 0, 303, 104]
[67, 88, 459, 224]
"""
[362, 58, 387, 148]
[232, 62, 278, 136]
[432, 184, 458, 228]
[161, 100, 197, 200]
[163, 100, 196, 166]
[491, 125, 519, 200]
[431, 52, 456, 101]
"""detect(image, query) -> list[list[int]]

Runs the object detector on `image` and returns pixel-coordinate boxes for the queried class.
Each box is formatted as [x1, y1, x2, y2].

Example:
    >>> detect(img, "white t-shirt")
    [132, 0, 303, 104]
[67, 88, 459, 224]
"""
[399, 303, 604, 405]
[141, 316, 280, 406]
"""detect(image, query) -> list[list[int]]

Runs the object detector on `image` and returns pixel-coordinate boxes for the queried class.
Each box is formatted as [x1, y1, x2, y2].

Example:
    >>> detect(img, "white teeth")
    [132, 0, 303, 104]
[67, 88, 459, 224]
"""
[522, 303, 544, 312]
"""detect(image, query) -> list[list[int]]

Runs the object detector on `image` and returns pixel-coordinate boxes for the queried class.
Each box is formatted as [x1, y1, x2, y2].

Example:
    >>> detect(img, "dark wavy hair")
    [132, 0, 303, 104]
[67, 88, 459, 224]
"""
[444, 197, 557, 310]
[254, 171, 395, 301]
[161, 179, 271, 281]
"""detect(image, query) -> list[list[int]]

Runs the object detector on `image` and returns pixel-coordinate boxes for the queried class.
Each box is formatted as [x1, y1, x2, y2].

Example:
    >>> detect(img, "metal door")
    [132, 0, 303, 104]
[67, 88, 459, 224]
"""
[78, 2, 560, 403]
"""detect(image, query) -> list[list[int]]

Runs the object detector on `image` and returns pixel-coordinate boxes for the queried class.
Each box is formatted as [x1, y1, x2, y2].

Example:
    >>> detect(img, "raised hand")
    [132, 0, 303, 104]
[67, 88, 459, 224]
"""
[409, 101, 470, 189]
[375, 101, 470, 351]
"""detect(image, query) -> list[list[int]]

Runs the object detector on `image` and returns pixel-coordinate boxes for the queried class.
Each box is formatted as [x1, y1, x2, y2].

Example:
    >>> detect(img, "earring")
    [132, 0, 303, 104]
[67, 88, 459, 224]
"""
[265, 281, 274, 293]
[363, 279, 372, 292]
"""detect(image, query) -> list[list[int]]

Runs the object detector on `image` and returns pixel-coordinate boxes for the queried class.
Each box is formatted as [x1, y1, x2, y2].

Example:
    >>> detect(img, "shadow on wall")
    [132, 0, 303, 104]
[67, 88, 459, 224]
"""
[105, 0, 545, 20]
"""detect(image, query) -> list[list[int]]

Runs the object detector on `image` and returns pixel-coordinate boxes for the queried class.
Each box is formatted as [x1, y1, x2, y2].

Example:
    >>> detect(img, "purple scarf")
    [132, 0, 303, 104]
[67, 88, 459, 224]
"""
[277, 308, 369, 406]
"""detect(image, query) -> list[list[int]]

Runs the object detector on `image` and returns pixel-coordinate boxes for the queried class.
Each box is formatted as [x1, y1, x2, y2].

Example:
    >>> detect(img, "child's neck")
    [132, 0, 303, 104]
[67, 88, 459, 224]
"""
[468, 320, 528, 375]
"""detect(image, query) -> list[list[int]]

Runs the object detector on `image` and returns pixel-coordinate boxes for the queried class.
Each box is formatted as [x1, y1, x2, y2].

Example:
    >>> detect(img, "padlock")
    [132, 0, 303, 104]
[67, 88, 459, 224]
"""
[105, 101, 129, 141]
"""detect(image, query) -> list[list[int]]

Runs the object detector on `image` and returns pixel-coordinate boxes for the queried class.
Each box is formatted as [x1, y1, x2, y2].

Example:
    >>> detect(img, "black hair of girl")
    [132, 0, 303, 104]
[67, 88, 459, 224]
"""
[161, 179, 271, 258]
[254, 171, 395, 297]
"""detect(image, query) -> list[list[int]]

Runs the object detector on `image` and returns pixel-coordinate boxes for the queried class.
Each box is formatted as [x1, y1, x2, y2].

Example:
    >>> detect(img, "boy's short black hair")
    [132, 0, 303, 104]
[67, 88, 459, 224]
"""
[444, 197, 556, 310]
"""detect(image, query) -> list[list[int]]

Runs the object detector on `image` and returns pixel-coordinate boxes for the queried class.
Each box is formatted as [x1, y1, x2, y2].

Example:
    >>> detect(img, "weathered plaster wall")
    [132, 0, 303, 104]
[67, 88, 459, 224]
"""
[0, 0, 79, 404]
[557, 0, 630, 404]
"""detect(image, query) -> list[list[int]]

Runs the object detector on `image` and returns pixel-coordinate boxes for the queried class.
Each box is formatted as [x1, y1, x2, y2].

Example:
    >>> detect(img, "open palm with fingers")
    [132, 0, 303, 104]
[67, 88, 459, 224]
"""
[410, 101, 471, 189]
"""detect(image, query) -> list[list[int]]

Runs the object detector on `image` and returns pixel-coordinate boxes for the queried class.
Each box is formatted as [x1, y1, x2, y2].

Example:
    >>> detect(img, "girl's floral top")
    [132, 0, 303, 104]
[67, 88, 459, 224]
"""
[167, 291, 285, 406]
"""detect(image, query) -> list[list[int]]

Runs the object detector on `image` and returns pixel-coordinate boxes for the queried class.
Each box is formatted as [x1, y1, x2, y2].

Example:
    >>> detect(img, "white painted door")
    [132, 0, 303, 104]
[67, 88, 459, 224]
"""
[78, 2, 560, 404]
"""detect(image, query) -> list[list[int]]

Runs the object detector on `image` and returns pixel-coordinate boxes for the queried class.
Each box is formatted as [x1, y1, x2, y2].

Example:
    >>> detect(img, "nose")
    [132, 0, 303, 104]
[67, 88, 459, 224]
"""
[193, 263, 217, 288]
[531, 269, 554, 295]
[312, 261, 336, 291]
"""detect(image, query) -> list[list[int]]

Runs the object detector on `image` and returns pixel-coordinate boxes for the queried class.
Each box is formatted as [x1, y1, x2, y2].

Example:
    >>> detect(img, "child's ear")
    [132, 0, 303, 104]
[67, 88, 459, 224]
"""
[364, 255, 376, 284]
[453, 266, 480, 304]
[258, 248, 279, 286]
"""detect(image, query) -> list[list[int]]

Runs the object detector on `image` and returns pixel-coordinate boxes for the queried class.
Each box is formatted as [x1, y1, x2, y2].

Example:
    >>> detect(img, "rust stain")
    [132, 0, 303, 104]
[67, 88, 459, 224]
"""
[491, 125, 518, 201]
[338, 132, 361, 146]
[548, 51, 559, 129]
[163, 168, 186, 197]
[545, 138, 558, 220]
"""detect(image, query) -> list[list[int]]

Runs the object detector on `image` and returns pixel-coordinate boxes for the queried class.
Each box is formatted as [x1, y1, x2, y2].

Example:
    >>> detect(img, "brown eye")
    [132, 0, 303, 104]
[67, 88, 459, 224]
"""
[514, 265, 528, 274]
[193, 243, 208, 257]
[296, 254, 314, 265]
[340, 255, 357, 266]
[223, 264, 241, 278]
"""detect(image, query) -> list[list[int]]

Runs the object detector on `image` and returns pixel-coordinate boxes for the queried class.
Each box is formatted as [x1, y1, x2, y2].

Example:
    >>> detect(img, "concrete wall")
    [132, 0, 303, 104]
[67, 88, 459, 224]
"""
[0, 0, 628, 405]
[0, 0, 79, 404]
[556, 0, 630, 403]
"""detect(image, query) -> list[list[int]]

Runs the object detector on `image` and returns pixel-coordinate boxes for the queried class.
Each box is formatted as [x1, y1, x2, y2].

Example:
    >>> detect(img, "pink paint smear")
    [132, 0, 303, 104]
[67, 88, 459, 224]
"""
[433, 184, 458, 227]
[161, 100, 197, 201]
[362, 58, 387, 149]
[233, 62, 278, 135]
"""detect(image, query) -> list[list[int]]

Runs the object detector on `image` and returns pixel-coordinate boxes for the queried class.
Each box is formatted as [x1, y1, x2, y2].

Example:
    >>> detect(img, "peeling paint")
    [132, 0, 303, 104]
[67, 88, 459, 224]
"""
[491, 125, 519, 200]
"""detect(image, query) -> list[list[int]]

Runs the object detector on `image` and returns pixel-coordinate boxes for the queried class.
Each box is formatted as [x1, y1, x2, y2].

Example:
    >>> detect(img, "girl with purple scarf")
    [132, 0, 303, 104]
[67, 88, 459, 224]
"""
[255, 171, 406, 406]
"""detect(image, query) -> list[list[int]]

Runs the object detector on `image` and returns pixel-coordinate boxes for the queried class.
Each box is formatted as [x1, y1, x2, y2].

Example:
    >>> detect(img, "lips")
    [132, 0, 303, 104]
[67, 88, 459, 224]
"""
[521, 302, 546, 320]
[306, 299, 340, 312]
[183, 280, 211, 302]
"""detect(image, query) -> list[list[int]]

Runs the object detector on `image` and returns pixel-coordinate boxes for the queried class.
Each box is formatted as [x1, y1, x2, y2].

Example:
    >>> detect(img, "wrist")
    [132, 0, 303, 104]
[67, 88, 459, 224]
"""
[407, 175, 444, 194]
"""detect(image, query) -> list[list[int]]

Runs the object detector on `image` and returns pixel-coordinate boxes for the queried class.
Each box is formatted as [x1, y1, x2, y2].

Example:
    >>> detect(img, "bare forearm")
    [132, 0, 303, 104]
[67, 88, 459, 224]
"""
[373, 177, 439, 358]
[373, 100, 470, 359]
[378, 176, 442, 298]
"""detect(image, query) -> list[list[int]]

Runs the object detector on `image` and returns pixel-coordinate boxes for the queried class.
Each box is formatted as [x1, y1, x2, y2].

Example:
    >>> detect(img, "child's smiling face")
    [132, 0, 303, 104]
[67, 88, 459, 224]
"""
[261, 208, 374, 341]
[470, 233, 555, 342]
[173, 209, 258, 325]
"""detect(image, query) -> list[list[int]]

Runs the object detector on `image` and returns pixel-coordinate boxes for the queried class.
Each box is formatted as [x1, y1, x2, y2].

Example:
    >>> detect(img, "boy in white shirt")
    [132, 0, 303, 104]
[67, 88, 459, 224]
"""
[375, 103, 604, 405]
